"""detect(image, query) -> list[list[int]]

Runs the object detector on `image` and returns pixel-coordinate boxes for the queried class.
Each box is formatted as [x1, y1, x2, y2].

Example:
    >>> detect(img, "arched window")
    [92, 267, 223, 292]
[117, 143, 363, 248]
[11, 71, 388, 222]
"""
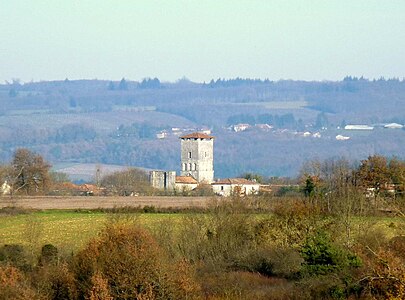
[194, 163, 197, 170]
[189, 163, 193, 171]
[182, 163, 186, 171]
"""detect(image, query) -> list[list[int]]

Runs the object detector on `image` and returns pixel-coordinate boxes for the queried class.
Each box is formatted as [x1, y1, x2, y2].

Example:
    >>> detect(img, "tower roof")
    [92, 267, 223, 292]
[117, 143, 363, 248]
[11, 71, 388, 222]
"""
[180, 132, 215, 139]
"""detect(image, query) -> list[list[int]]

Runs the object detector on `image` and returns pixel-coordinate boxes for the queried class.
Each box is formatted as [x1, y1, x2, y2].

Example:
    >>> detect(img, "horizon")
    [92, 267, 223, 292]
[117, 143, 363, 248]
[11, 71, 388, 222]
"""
[3, 75, 404, 86]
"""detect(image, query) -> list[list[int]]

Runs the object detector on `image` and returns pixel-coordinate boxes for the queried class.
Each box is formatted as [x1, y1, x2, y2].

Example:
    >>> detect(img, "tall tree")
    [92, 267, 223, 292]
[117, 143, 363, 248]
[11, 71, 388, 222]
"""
[11, 148, 51, 195]
[118, 78, 128, 90]
[356, 155, 390, 198]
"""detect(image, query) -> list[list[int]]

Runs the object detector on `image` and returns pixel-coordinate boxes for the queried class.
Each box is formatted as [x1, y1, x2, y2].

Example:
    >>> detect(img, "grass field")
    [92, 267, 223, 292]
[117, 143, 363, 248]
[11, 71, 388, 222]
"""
[0, 210, 182, 252]
[0, 207, 403, 254]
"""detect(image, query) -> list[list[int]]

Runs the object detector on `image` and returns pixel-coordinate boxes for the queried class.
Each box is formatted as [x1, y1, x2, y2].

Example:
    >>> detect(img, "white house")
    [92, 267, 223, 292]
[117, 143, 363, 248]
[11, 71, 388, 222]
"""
[336, 134, 350, 140]
[384, 123, 403, 129]
[1, 181, 11, 195]
[211, 178, 260, 196]
[233, 124, 250, 132]
[156, 131, 168, 139]
[344, 125, 374, 130]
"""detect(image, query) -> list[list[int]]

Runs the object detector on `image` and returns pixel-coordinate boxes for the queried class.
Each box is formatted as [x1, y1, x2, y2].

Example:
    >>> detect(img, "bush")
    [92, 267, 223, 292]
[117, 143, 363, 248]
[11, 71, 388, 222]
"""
[0, 244, 31, 271]
[38, 244, 58, 266]
[33, 263, 77, 300]
[74, 223, 201, 299]
[301, 230, 361, 276]
[0, 265, 38, 300]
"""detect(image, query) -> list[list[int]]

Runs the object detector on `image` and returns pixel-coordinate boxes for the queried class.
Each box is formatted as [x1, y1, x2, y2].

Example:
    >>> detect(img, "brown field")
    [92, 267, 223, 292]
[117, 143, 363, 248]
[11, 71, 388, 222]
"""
[0, 196, 212, 210]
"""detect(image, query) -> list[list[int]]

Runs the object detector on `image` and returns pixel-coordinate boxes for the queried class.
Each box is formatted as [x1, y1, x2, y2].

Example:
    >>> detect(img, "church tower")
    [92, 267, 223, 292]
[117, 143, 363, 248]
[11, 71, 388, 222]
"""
[180, 132, 214, 183]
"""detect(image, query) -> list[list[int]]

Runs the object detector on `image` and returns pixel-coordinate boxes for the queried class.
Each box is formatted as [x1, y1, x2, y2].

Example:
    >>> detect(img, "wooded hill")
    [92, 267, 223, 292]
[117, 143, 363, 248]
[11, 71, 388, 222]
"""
[0, 77, 404, 178]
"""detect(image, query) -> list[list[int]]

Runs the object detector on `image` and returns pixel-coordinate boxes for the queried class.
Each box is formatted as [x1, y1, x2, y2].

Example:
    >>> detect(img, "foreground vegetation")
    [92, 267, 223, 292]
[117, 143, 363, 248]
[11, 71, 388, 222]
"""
[0, 195, 404, 299]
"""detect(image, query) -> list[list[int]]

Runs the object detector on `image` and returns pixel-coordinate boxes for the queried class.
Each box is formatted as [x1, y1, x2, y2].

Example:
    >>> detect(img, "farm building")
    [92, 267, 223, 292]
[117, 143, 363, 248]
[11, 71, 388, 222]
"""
[211, 178, 260, 196]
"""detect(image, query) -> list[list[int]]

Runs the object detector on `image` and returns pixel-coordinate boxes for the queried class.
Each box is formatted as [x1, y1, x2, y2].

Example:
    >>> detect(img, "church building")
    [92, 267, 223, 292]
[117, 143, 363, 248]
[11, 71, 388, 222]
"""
[149, 132, 214, 191]
[149, 132, 260, 196]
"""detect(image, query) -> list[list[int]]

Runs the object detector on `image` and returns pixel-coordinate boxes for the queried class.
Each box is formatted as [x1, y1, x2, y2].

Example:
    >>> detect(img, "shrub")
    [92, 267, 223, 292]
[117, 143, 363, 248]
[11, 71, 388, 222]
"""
[33, 262, 77, 300]
[74, 223, 201, 299]
[301, 230, 361, 276]
[0, 244, 31, 271]
[0, 265, 38, 299]
[38, 244, 58, 266]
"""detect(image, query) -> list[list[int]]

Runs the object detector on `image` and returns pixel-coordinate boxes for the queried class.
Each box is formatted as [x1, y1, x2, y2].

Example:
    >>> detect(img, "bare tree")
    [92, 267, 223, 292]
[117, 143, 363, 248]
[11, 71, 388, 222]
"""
[10, 148, 51, 195]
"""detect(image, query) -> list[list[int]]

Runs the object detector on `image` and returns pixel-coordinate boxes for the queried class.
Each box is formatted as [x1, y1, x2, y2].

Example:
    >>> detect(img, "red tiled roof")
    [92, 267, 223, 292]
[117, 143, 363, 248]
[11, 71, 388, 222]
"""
[180, 132, 214, 139]
[175, 176, 198, 184]
[211, 178, 260, 185]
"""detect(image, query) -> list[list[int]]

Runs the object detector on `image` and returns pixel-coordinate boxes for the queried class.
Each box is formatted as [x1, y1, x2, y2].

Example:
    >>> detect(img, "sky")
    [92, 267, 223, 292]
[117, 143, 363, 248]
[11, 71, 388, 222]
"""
[1, 0, 405, 83]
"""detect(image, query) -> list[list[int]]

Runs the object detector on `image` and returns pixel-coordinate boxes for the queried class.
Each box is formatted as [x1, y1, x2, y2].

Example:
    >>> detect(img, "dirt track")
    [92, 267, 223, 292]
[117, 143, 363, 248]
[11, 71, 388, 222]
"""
[0, 196, 212, 210]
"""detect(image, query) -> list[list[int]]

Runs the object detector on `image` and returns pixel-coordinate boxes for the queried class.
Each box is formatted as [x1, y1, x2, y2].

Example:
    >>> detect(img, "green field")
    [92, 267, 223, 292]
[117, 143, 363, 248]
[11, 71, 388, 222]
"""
[0, 210, 403, 254]
[0, 210, 181, 252]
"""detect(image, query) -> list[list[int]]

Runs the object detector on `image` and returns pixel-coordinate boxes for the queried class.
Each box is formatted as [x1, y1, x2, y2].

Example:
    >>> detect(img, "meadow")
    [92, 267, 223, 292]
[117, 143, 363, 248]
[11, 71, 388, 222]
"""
[0, 209, 189, 250]
[0, 208, 403, 253]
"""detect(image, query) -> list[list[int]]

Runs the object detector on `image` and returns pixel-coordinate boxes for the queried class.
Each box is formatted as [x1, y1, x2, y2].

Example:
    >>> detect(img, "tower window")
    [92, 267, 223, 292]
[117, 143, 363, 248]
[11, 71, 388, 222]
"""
[189, 163, 193, 171]
[205, 152, 207, 157]
[182, 163, 186, 171]
[194, 163, 197, 170]
[188, 152, 192, 158]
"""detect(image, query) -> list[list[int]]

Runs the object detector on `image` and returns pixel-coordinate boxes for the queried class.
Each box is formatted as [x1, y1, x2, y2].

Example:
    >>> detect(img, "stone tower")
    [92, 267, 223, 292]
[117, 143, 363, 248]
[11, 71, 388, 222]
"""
[180, 132, 214, 183]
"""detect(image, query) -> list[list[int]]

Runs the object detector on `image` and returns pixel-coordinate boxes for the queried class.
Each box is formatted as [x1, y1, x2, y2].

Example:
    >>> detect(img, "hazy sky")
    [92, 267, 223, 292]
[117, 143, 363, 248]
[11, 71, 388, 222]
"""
[1, 0, 405, 83]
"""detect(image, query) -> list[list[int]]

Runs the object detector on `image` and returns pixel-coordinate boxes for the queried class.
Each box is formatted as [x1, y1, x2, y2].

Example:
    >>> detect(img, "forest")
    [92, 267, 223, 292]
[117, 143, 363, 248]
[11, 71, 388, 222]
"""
[0, 77, 404, 178]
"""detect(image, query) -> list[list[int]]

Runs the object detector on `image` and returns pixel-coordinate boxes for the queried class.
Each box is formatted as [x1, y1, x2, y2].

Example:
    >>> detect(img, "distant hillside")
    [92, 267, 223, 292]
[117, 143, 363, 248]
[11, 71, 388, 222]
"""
[0, 77, 404, 178]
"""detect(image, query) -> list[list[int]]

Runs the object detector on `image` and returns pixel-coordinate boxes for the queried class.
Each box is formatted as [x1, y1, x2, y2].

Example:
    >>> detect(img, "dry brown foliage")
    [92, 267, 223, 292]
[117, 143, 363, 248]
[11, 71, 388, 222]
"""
[75, 223, 201, 299]
[0, 265, 38, 299]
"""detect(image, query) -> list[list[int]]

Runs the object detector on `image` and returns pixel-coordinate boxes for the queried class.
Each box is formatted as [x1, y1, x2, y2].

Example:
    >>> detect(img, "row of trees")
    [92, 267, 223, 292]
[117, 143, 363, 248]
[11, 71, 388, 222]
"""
[1, 149, 404, 205]
[302, 155, 404, 197]
[0, 149, 152, 197]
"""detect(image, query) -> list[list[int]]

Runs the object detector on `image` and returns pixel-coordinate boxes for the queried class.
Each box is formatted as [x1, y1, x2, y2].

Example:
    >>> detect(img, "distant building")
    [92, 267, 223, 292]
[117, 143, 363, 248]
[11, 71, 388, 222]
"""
[384, 123, 403, 129]
[150, 171, 176, 190]
[344, 125, 374, 130]
[232, 123, 250, 132]
[211, 178, 260, 197]
[175, 176, 198, 191]
[150, 132, 260, 197]
[1, 181, 11, 195]
[150, 132, 214, 190]
[180, 132, 214, 183]
[336, 134, 350, 140]
[156, 131, 168, 139]
[200, 128, 212, 135]
[255, 124, 273, 130]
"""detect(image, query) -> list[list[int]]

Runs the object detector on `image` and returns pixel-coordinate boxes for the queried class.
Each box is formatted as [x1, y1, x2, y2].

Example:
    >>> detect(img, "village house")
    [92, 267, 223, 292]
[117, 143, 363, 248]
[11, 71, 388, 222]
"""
[344, 124, 374, 130]
[384, 123, 403, 129]
[211, 178, 260, 197]
[232, 123, 250, 132]
[1, 181, 11, 195]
